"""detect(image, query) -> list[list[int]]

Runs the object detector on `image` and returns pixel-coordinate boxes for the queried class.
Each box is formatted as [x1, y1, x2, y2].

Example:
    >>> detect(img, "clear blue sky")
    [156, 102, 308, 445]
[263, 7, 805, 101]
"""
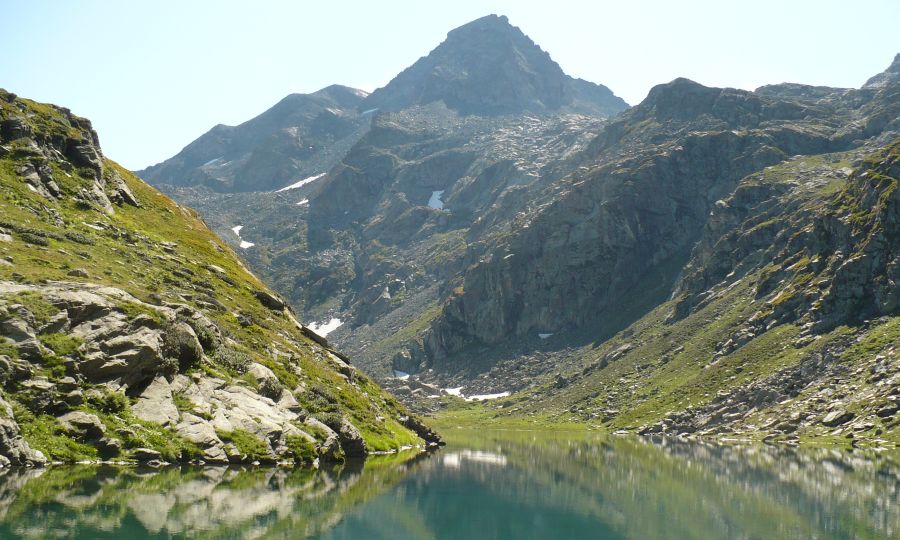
[3, 0, 898, 169]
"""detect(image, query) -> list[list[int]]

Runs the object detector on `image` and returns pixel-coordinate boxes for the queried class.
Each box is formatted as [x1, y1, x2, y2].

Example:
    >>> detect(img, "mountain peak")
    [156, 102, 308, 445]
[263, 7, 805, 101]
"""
[447, 13, 511, 33]
[361, 15, 627, 116]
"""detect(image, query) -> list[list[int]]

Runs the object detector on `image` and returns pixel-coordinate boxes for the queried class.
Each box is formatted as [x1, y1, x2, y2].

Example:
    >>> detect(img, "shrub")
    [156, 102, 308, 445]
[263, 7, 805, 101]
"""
[161, 322, 203, 372]
[87, 390, 129, 414]
[213, 347, 251, 375]
[285, 435, 317, 463]
[259, 377, 284, 401]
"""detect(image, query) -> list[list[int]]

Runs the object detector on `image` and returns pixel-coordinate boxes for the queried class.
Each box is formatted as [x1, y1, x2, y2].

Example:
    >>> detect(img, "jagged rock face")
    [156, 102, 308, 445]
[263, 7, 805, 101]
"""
[422, 73, 898, 364]
[362, 15, 628, 117]
[673, 140, 899, 332]
[138, 85, 372, 192]
[511, 141, 898, 444]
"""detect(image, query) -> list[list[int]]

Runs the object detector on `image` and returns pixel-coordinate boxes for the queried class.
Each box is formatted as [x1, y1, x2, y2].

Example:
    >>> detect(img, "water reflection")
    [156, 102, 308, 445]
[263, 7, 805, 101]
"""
[0, 432, 896, 539]
[0, 451, 430, 539]
[323, 430, 899, 540]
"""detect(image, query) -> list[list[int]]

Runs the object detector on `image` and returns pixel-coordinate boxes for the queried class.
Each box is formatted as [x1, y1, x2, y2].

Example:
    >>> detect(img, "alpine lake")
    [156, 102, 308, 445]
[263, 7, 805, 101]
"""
[0, 426, 895, 539]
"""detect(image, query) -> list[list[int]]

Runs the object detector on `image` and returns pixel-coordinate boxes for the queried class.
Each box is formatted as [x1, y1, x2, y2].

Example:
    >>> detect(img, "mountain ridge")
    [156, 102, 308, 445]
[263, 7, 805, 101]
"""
[133, 14, 898, 447]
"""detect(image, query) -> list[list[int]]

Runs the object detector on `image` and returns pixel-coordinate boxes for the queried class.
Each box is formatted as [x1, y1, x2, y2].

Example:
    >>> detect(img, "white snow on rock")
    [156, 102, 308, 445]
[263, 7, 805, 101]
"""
[275, 173, 326, 192]
[538, 333, 553, 339]
[202, 157, 223, 167]
[466, 391, 510, 402]
[442, 387, 464, 397]
[232, 225, 255, 249]
[296, 198, 309, 206]
[361, 108, 378, 115]
[393, 370, 410, 381]
[308, 317, 343, 337]
[428, 190, 445, 210]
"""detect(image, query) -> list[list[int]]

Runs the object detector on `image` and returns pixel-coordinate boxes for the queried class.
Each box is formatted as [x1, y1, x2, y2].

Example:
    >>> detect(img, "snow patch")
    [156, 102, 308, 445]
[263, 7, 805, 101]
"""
[232, 225, 254, 249]
[393, 370, 410, 381]
[428, 190, 445, 210]
[202, 157, 223, 167]
[538, 333, 553, 340]
[361, 108, 379, 115]
[442, 387, 464, 397]
[296, 198, 309, 206]
[308, 318, 343, 337]
[275, 173, 326, 192]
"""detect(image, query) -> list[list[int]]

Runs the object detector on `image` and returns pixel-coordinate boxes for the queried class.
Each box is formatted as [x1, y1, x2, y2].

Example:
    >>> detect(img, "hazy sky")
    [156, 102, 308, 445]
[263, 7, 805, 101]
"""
[3, 0, 898, 169]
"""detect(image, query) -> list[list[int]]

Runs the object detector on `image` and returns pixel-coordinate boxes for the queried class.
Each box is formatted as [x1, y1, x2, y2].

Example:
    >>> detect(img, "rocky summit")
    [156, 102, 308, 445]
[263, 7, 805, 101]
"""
[0, 88, 439, 467]
[139, 15, 898, 447]
[361, 14, 628, 117]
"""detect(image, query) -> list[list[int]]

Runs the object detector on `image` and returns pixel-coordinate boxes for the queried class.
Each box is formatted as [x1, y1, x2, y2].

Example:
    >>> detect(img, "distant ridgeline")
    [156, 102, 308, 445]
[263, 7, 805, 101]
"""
[0, 88, 440, 466]
[140, 10, 899, 447]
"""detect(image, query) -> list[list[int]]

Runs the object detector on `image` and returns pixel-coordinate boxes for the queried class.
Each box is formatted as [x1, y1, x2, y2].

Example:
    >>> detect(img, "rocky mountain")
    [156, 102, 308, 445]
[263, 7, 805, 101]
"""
[137, 13, 897, 445]
[0, 89, 439, 467]
[361, 15, 628, 116]
[138, 84, 371, 192]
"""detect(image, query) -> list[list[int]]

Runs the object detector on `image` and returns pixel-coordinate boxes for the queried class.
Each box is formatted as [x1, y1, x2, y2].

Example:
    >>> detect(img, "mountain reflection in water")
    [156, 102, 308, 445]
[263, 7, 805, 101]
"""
[0, 431, 896, 539]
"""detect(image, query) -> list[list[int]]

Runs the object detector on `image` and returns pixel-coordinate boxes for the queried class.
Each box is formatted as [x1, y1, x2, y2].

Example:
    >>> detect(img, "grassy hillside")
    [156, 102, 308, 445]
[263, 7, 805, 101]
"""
[0, 89, 435, 464]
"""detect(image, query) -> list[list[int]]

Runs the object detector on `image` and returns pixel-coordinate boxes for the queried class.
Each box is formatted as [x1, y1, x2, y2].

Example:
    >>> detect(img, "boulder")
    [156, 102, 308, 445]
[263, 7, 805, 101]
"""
[254, 290, 285, 311]
[58, 411, 106, 440]
[132, 448, 162, 462]
[337, 418, 367, 458]
[822, 410, 854, 427]
[304, 417, 343, 461]
[175, 413, 227, 463]
[132, 376, 180, 427]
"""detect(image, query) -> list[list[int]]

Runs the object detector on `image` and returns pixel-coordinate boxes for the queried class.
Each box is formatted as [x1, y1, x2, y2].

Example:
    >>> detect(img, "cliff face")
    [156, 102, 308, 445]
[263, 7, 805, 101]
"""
[510, 140, 898, 445]
[423, 75, 898, 364]
[0, 89, 436, 466]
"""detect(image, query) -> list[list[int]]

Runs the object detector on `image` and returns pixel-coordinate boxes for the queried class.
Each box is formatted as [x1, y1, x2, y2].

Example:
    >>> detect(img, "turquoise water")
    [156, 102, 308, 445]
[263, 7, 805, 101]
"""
[0, 430, 896, 539]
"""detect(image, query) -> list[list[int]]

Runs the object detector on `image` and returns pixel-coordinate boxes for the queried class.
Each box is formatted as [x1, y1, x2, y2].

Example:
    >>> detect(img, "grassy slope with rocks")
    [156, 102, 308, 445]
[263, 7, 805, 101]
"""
[0, 89, 437, 466]
[453, 141, 898, 448]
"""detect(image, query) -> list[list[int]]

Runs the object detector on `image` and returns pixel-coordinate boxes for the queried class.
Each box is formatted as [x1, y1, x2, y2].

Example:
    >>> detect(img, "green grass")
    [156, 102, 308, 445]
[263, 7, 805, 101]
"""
[215, 428, 271, 460]
[10, 291, 58, 324]
[38, 333, 81, 356]
[12, 405, 98, 461]
[285, 435, 318, 463]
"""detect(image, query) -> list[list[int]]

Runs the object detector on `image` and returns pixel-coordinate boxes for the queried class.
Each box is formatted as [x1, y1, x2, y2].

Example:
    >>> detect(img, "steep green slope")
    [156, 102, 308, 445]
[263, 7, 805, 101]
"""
[0, 89, 438, 466]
